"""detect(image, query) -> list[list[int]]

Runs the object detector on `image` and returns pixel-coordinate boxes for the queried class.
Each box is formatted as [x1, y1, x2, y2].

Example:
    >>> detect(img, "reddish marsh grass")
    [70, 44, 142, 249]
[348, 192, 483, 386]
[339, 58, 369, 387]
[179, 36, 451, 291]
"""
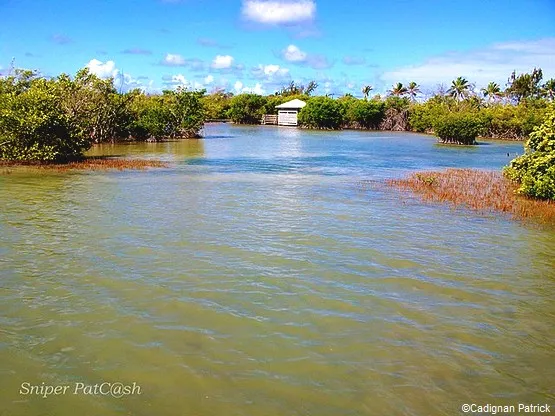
[387, 169, 555, 226]
[0, 158, 167, 174]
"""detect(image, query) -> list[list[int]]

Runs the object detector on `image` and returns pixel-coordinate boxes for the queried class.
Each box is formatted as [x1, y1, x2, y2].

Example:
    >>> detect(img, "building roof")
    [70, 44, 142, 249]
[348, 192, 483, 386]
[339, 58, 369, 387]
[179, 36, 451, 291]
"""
[276, 99, 307, 109]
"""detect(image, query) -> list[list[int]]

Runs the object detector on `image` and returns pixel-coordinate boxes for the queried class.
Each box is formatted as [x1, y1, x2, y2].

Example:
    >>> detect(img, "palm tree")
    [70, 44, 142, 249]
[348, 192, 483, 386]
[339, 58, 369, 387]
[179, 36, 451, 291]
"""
[542, 78, 555, 101]
[362, 85, 373, 100]
[389, 82, 407, 97]
[407, 81, 420, 101]
[448, 77, 471, 101]
[481, 82, 502, 102]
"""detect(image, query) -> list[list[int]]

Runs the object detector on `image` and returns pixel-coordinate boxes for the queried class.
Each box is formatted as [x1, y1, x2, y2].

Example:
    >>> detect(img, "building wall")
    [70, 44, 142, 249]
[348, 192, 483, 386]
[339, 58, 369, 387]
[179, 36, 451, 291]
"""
[278, 110, 298, 126]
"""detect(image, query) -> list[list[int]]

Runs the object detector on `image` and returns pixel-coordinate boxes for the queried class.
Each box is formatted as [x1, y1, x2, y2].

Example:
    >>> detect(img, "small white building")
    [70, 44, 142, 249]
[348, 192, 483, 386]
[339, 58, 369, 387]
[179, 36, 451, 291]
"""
[276, 99, 306, 126]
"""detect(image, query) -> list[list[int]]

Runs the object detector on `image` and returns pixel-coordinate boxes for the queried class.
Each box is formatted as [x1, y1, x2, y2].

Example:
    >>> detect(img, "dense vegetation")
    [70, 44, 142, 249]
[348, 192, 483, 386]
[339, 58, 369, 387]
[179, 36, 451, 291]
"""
[2, 66, 554, 163]
[504, 105, 555, 200]
[202, 68, 553, 143]
[0, 69, 205, 162]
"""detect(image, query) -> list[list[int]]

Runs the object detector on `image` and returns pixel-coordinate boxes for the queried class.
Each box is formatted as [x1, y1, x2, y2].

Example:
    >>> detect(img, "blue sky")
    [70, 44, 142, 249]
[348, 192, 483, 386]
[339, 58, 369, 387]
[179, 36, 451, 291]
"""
[1, 0, 554, 96]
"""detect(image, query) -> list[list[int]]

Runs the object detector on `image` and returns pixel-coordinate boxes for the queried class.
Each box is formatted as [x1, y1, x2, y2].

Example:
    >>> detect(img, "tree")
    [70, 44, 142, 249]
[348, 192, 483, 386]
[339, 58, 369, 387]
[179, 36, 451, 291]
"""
[506, 68, 543, 103]
[448, 77, 472, 101]
[389, 82, 407, 97]
[542, 78, 555, 101]
[407, 82, 420, 101]
[481, 82, 503, 103]
[362, 85, 373, 100]
[277, 80, 318, 97]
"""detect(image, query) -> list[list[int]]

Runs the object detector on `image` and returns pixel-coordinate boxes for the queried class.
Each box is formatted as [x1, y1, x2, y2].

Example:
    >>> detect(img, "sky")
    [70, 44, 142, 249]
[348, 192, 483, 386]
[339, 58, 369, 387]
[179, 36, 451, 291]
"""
[1, 0, 555, 97]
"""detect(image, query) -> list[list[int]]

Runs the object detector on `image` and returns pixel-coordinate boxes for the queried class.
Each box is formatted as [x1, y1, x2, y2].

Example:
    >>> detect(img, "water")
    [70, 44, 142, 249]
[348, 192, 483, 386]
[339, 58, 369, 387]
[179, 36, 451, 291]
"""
[1, 124, 554, 416]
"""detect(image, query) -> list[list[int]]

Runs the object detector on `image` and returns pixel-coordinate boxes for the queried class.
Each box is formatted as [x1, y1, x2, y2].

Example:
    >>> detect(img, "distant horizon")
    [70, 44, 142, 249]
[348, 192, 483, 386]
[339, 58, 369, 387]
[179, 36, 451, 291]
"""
[1, 0, 554, 96]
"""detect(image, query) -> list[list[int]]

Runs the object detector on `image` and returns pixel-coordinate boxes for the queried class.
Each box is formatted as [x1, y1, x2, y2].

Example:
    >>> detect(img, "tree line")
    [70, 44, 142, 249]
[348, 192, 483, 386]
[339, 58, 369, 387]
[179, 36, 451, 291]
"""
[0, 68, 204, 162]
[1, 67, 554, 162]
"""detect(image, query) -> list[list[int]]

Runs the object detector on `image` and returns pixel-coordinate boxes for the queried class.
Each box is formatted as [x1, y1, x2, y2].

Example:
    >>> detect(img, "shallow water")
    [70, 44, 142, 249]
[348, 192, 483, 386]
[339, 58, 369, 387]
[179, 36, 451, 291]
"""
[1, 124, 554, 416]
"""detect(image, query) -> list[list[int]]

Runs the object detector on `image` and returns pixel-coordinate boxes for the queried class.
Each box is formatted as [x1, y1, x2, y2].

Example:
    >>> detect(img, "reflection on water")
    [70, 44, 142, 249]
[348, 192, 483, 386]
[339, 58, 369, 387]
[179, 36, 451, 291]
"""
[1, 124, 554, 416]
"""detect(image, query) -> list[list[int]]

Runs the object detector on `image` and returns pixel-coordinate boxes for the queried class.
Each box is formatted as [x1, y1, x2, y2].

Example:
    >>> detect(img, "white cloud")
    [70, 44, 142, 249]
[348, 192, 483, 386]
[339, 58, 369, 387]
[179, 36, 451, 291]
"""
[263, 64, 288, 76]
[85, 59, 152, 93]
[168, 74, 205, 90]
[242, 0, 316, 25]
[252, 64, 290, 80]
[234, 81, 244, 92]
[211, 55, 234, 69]
[282, 45, 307, 62]
[380, 38, 555, 90]
[204, 75, 214, 84]
[86, 59, 118, 79]
[233, 80, 265, 95]
[162, 53, 186, 66]
[280, 44, 332, 69]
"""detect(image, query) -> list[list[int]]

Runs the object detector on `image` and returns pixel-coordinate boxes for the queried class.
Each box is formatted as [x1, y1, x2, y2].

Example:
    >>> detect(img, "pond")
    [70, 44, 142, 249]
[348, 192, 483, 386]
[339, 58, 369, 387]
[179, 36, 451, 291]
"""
[1, 124, 554, 415]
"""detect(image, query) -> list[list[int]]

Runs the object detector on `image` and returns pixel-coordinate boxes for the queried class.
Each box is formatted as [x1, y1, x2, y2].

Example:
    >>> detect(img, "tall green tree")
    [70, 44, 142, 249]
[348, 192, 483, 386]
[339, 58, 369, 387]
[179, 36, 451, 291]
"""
[505, 68, 543, 103]
[362, 85, 373, 100]
[389, 83, 407, 97]
[407, 82, 420, 101]
[448, 77, 472, 101]
[481, 82, 503, 103]
[542, 78, 555, 101]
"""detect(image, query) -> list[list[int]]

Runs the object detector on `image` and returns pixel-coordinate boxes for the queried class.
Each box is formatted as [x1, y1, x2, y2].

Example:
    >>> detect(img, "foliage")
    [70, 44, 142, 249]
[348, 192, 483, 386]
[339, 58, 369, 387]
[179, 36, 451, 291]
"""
[506, 68, 543, 103]
[277, 81, 318, 97]
[481, 82, 503, 102]
[0, 67, 207, 161]
[298, 96, 344, 129]
[129, 88, 205, 139]
[202, 90, 233, 120]
[361, 85, 373, 100]
[433, 112, 486, 145]
[448, 77, 472, 101]
[481, 100, 548, 139]
[0, 75, 88, 161]
[342, 98, 385, 129]
[389, 82, 407, 97]
[504, 105, 555, 200]
[408, 95, 455, 133]
[407, 82, 420, 101]
[228, 94, 268, 124]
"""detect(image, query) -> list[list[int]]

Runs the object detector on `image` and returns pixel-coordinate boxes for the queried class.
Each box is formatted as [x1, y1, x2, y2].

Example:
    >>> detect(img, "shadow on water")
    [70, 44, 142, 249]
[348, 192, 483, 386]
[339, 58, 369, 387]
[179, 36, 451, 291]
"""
[87, 139, 205, 160]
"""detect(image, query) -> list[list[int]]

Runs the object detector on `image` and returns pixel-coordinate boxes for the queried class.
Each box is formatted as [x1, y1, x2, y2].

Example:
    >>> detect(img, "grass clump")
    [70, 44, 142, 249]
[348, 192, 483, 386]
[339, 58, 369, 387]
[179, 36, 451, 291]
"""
[388, 168, 555, 225]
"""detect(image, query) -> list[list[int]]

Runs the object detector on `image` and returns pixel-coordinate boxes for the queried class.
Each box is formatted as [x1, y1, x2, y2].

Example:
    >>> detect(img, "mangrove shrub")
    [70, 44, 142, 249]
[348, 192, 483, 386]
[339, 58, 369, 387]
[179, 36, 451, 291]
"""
[0, 75, 89, 161]
[504, 105, 555, 200]
[298, 96, 344, 129]
[434, 113, 486, 145]
[228, 94, 268, 124]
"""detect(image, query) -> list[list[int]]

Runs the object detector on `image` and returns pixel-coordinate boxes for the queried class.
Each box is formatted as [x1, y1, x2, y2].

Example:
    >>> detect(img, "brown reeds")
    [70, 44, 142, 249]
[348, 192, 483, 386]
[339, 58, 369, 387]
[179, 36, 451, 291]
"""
[0, 157, 167, 174]
[387, 169, 555, 226]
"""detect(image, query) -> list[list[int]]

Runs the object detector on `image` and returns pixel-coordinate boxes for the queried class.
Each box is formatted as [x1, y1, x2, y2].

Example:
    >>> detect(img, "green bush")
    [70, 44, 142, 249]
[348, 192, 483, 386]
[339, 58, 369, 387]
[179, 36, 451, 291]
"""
[481, 101, 548, 140]
[129, 89, 205, 139]
[298, 96, 344, 129]
[0, 77, 89, 161]
[228, 94, 268, 124]
[504, 106, 555, 200]
[342, 99, 385, 129]
[433, 113, 486, 145]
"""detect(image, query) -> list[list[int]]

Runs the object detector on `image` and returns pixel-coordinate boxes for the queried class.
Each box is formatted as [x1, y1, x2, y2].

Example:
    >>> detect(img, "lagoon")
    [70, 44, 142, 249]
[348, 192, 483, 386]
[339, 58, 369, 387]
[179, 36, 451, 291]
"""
[1, 124, 554, 415]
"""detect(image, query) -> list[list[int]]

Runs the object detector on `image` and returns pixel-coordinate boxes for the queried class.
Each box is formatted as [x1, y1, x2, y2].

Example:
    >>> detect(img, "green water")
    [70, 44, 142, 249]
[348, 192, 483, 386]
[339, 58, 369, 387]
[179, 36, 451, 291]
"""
[1, 124, 554, 416]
